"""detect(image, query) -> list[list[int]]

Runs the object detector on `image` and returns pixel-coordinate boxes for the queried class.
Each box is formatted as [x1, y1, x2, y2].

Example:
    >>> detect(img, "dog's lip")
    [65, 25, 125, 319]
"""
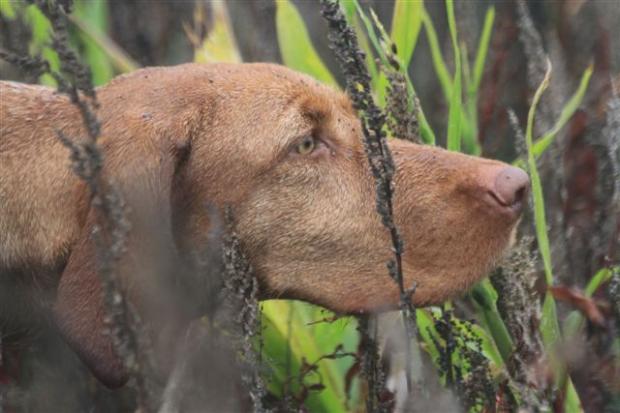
[484, 191, 523, 219]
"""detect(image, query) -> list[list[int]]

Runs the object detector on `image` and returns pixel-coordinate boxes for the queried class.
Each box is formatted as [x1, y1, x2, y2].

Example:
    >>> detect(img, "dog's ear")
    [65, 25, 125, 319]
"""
[53, 126, 191, 387]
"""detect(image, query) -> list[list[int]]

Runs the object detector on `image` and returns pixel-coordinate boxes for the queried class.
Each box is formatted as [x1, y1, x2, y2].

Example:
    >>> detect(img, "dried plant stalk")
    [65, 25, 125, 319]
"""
[222, 209, 269, 413]
[319, 0, 417, 404]
[491, 238, 551, 411]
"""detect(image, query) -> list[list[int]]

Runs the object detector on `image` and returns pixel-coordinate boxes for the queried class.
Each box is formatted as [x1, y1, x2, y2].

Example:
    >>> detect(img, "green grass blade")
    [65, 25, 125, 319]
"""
[343, 1, 379, 91]
[68, 13, 138, 74]
[471, 7, 495, 94]
[261, 300, 359, 412]
[460, 43, 479, 155]
[340, 0, 357, 21]
[24, 3, 59, 86]
[276, 0, 337, 86]
[191, 1, 242, 64]
[525, 59, 583, 412]
[417, 98, 437, 144]
[447, 70, 462, 151]
[525, 59, 553, 284]
[513, 65, 593, 167]
[533, 65, 593, 157]
[369, 5, 436, 143]
[462, 6, 494, 155]
[71, 0, 115, 85]
[416, 309, 440, 361]
[540, 293, 562, 355]
[446, 0, 462, 152]
[421, 8, 452, 101]
[390, 0, 423, 69]
[353, 0, 389, 68]
[469, 323, 504, 369]
[368, 7, 395, 102]
[470, 282, 513, 364]
[585, 266, 615, 296]
[461, 42, 471, 95]
[0, 0, 16, 19]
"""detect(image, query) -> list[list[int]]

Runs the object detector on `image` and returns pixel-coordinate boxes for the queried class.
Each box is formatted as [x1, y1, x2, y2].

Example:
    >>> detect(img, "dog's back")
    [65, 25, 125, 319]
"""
[0, 82, 86, 272]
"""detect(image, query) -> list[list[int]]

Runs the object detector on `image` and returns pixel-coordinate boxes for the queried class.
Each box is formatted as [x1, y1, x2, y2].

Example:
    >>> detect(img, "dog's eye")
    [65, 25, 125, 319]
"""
[296, 135, 316, 155]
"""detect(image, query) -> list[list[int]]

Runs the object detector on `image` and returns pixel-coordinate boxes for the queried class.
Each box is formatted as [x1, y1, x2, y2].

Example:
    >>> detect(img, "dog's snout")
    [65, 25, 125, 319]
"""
[487, 166, 530, 215]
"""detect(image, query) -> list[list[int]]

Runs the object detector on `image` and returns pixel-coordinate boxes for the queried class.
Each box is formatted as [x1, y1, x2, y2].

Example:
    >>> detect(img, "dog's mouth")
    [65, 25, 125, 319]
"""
[484, 190, 526, 219]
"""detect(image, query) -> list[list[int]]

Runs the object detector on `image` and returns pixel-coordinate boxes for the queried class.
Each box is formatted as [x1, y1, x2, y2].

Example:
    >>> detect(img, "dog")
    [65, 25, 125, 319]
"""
[0, 63, 529, 389]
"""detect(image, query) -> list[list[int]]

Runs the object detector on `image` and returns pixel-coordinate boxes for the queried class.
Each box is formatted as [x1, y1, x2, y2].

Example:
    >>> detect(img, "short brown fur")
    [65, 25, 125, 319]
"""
[0, 63, 522, 387]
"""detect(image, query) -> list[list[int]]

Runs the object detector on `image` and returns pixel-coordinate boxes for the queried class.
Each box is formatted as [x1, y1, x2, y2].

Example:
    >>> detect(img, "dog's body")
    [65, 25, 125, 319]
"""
[0, 63, 529, 388]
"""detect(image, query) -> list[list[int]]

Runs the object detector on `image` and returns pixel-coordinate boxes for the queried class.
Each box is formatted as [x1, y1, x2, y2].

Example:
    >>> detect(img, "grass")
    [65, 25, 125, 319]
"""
[524, 59, 580, 411]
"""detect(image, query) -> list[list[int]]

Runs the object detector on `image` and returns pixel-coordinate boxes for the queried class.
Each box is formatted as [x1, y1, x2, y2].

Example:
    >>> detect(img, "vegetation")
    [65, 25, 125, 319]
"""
[1, 0, 617, 412]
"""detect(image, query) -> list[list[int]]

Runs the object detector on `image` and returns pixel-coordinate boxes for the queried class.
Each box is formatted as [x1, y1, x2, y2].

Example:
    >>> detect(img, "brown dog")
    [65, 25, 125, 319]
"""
[0, 63, 529, 388]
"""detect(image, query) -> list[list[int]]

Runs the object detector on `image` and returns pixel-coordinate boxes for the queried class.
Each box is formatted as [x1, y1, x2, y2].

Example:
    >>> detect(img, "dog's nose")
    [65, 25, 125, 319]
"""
[488, 166, 530, 214]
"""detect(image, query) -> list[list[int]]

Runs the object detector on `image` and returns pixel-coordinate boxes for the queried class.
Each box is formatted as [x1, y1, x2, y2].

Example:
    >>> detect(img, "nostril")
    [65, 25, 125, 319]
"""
[513, 186, 526, 204]
[493, 166, 530, 207]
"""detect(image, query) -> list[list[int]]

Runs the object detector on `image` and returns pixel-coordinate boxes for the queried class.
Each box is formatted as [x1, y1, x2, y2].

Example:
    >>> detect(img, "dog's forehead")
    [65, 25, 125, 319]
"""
[198, 64, 362, 160]
[280, 78, 360, 140]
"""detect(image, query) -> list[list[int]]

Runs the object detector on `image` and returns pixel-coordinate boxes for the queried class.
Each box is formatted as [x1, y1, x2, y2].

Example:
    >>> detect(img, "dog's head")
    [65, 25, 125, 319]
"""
[52, 63, 528, 386]
[151, 63, 529, 312]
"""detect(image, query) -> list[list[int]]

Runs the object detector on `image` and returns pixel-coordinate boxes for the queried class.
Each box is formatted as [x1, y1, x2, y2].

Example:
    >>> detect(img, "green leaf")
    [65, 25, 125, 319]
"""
[353, 0, 389, 68]
[532, 65, 593, 157]
[471, 7, 495, 94]
[445, 0, 462, 152]
[416, 308, 440, 361]
[585, 266, 615, 297]
[191, 1, 242, 64]
[470, 281, 513, 364]
[525, 59, 553, 285]
[421, 8, 452, 101]
[353, 1, 436, 144]
[342, 1, 379, 90]
[525, 60, 583, 412]
[390, 0, 423, 69]
[71, 0, 115, 85]
[24, 3, 59, 86]
[512, 66, 593, 169]
[68, 12, 138, 74]
[0, 0, 16, 19]
[261, 300, 359, 412]
[276, 0, 337, 86]
[540, 293, 562, 355]
[469, 322, 504, 369]
[462, 6, 494, 155]
[340, 0, 357, 22]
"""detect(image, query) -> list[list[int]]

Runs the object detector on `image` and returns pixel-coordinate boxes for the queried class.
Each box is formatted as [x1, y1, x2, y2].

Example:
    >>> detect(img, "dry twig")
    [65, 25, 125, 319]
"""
[222, 209, 269, 413]
[319, 1, 418, 408]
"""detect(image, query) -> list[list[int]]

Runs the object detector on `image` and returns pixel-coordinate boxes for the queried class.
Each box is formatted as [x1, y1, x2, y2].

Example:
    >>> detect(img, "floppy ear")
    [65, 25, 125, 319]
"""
[52, 206, 126, 387]
[53, 131, 190, 387]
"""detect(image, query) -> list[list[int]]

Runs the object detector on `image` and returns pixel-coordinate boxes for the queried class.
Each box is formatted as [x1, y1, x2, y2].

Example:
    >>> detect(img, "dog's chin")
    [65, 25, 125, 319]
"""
[490, 222, 521, 267]
[416, 225, 522, 307]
